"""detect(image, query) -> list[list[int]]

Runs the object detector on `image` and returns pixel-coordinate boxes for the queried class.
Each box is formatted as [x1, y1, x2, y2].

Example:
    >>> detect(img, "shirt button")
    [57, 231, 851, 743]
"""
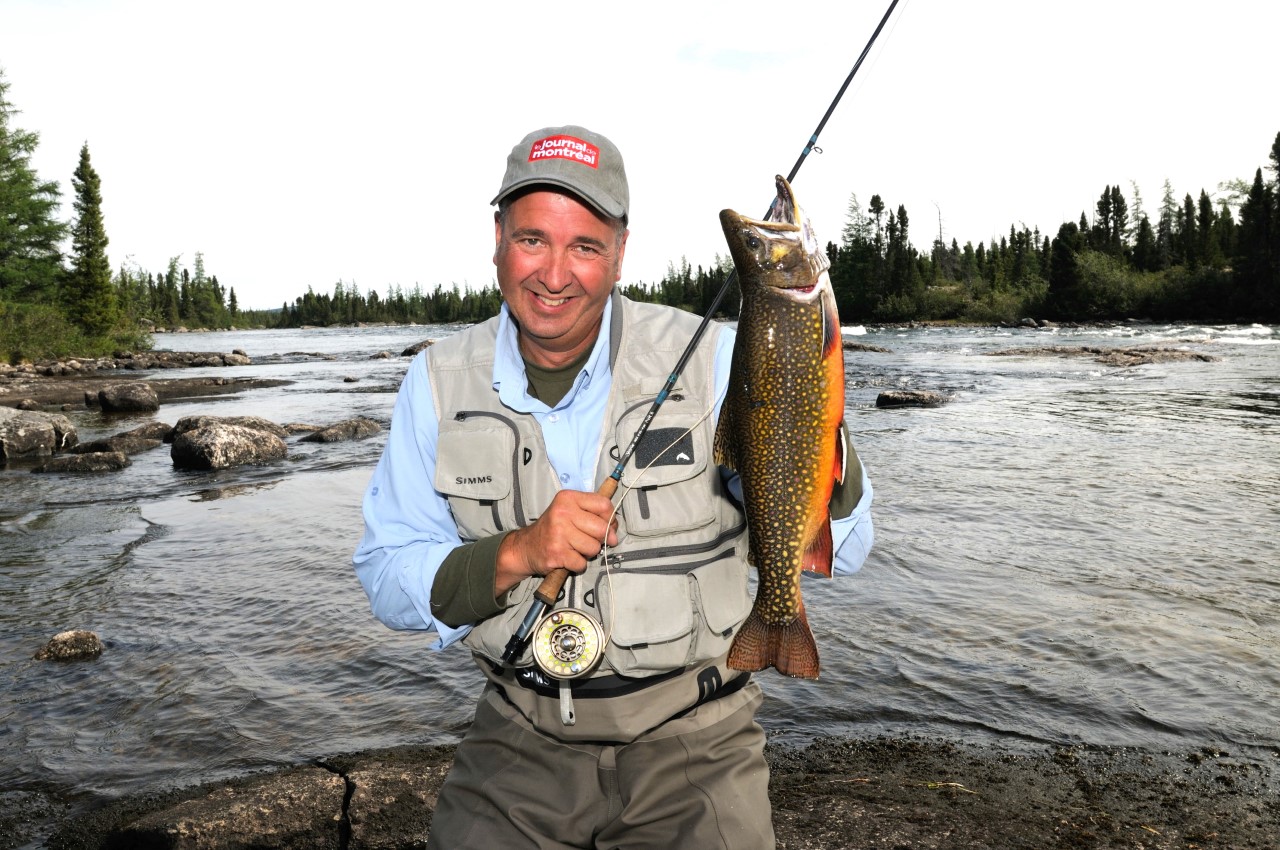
[547, 413, 559, 423]
[560, 473, 570, 484]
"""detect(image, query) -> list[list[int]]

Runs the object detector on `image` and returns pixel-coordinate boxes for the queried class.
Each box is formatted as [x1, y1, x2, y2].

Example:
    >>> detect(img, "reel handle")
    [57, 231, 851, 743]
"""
[531, 476, 619, 605]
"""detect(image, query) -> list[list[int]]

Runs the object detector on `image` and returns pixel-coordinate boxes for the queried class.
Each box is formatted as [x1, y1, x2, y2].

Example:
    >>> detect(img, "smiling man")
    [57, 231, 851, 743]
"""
[353, 124, 875, 849]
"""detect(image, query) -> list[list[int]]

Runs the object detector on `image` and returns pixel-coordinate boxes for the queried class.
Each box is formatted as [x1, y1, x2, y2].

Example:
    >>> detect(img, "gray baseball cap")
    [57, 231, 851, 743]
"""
[491, 125, 629, 224]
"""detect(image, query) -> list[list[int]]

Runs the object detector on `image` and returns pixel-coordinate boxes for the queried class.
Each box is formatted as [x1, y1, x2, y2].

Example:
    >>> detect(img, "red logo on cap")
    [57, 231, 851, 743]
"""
[528, 135, 599, 169]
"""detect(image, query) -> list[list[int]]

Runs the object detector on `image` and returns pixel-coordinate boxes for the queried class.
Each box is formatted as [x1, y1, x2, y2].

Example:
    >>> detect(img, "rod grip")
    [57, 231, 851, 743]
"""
[531, 477, 620, 606]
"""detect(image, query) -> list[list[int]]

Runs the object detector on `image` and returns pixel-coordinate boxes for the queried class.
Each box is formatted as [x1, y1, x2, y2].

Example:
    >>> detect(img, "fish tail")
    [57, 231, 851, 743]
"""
[728, 604, 821, 679]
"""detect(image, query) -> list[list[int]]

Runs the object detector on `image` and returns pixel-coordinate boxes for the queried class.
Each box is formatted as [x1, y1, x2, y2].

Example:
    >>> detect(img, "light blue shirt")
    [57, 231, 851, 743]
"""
[353, 298, 875, 650]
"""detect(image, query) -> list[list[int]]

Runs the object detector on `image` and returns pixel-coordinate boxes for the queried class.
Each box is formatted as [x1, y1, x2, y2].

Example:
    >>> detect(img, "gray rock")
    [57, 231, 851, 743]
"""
[0, 408, 78, 460]
[99, 382, 160, 413]
[171, 424, 288, 470]
[402, 340, 433, 356]
[34, 629, 104, 661]
[876, 389, 950, 408]
[71, 436, 162, 456]
[16, 398, 40, 410]
[222, 353, 252, 366]
[174, 415, 287, 440]
[300, 417, 382, 443]
[35, 451, 131, 473]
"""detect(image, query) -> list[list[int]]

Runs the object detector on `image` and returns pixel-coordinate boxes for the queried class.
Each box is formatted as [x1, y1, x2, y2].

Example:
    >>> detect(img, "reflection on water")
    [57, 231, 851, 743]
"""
[1, 321, 1277, 823]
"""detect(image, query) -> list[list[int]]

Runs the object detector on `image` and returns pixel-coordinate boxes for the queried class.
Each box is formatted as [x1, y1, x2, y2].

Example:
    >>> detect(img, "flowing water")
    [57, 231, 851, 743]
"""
[2, 321, 1277, 830]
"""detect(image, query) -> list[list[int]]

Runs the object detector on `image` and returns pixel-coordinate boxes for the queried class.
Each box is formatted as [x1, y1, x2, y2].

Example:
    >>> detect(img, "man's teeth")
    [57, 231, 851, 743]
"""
[537, 295, 569, 307]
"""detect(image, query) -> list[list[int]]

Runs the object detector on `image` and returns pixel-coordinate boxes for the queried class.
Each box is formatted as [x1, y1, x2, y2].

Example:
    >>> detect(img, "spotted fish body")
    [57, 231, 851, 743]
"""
[715, 175, 845, 680]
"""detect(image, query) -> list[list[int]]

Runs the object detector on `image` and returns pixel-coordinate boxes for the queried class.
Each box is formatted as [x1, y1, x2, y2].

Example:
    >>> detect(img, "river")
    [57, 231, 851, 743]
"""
[2, 320, 1277, 831]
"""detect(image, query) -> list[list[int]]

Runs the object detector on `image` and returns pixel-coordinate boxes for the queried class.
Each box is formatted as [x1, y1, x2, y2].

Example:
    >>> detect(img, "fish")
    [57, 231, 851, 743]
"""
[715, 175, 846, 680]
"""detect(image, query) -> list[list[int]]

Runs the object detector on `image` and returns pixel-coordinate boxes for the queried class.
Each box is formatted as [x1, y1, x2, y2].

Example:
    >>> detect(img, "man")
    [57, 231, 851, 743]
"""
[353, 124, 874, 849]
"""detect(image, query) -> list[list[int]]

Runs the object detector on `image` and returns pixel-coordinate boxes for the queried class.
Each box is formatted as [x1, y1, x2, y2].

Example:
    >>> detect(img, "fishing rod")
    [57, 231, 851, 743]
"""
[501, 0, 902, 670]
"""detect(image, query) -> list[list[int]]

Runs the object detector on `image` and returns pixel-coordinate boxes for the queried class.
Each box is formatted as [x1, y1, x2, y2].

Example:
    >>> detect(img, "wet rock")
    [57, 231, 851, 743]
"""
[0, 408, 78, 460]
[174, 415, 287, 440]
[402, 340, 433, 356]
[34, 451, 131, 473]
[222, 352, 251, 366]
[990, 344, 1220, 366]
[70, 436, 162, 456]
[104, 766, 345, 849]
[16, 398, 40, 410]
[343, 376, 360, 383]
[300, 417, 382, 443]
[841, 341, 892, 353]
[370, 351, 392, 360]
[876, 389, 950, 408]
[119, 421, 176, 443]
[99, 382, 160, 413]
[282, 422, 325, 434]
[34, 629, 104, 661]
[171, 424, 288, 470]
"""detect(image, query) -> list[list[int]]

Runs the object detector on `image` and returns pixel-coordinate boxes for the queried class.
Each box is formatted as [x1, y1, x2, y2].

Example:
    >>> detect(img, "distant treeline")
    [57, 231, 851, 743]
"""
[3, 56, 1278, 363]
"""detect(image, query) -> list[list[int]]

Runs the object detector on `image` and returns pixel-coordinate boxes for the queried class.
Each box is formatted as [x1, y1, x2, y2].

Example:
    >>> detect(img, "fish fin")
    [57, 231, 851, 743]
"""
[803, 515, 834, 577]
[835, 420, 847, 486]
[728, 604, 821, 680]
[713, 408, 739, 471]
[821, 287, 840, 357]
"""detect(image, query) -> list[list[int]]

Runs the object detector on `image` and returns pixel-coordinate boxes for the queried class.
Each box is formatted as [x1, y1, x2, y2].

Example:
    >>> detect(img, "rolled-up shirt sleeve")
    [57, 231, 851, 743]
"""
[352, 351, 472, 650]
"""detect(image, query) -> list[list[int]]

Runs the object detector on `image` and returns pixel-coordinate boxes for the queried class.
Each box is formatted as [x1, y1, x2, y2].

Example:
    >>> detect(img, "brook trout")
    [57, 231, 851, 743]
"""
[715, 175, 845, 679]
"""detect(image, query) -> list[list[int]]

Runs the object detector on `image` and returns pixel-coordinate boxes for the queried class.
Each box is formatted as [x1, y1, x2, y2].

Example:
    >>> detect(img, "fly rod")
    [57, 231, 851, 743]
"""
[500, 0, 902, 667]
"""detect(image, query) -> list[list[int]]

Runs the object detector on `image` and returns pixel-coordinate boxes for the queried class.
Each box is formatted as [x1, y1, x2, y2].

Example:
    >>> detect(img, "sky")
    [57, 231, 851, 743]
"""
[2, 0, 1277, 310]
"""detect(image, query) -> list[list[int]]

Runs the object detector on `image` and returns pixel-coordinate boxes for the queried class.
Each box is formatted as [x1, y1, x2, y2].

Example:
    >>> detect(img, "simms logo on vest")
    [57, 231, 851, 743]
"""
[528, 135, 599, 169]
[455, 475, 493, 485]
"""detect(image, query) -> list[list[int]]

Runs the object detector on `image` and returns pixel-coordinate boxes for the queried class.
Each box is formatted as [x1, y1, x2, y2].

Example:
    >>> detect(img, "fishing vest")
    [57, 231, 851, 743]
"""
[426, 295, 752, 690]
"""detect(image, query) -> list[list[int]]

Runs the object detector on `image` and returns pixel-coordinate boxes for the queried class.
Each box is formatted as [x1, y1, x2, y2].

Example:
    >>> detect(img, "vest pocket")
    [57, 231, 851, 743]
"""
[690, 554, 753, 659]
[596, 571, 695, 676]
[615, 413, 716, 537]
[435, 421, 518, 538]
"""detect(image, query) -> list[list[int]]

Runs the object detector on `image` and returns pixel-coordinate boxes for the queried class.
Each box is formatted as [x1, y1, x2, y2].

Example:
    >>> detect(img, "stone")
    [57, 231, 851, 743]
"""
[171, 424, 288, 470]
[34, 629, 104, 661]
[300, 418, 382, 443]
[34, 451, 131, 473]
[875, 389, 950, 408]
[99, 382, 161, 413]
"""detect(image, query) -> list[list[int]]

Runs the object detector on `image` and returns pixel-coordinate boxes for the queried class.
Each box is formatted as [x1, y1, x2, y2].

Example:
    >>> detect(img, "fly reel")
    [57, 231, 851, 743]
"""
[531, 608, 604, 680]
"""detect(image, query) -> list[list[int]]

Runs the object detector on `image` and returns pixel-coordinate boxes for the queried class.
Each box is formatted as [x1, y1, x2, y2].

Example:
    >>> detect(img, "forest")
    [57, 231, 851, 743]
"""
[2, 64, 1278, 362]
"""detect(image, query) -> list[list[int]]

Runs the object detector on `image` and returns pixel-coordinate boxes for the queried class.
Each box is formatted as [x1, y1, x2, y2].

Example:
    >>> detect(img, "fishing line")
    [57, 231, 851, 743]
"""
[502, 0, 904, 670]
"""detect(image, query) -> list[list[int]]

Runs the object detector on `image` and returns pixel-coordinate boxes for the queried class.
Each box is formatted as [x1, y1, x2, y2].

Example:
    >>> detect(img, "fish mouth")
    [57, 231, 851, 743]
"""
[718, 175, 829, 299]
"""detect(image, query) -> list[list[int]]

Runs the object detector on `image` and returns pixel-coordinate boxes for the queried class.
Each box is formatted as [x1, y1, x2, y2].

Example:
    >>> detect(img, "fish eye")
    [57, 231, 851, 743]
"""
[746, 233, 762, 250]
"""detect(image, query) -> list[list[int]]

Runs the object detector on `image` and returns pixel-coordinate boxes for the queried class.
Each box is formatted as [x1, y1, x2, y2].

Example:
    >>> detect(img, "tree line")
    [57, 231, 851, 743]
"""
[3, 61, 1278, 364]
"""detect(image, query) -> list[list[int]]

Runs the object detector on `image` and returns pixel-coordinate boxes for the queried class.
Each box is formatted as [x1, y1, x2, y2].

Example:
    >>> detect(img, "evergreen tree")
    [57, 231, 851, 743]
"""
[63, 142, 117, 336]
[0, 68, 66, 300]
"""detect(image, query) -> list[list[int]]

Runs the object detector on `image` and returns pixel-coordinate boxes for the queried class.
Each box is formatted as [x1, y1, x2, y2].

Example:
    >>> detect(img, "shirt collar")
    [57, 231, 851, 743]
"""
[493, 296, 614, 412]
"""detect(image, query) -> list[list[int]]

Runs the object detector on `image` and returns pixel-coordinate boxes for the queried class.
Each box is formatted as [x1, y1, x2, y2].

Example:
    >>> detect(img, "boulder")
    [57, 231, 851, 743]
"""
[99, 382, 160, 413]
[35, 451, 131, 473]
[876, 389, 951, 408]
[71, 436, 162, 456]
[174, 415, 288, 440]
[300, 417, 382, 443]
[171, 424, 288, 470]
[34, 629, 104, 661]
[16, 398, 41, 410]
[0, 408, 78, 460]
[402, 340, 433, 356]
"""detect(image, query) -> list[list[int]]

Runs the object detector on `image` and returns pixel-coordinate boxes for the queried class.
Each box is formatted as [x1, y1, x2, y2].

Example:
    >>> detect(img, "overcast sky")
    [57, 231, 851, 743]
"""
[3, 0, 1277, 310]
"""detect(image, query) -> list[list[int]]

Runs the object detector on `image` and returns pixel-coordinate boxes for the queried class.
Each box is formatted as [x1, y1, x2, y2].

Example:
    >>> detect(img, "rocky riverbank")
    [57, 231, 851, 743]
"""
[17, 736, 1277, 849]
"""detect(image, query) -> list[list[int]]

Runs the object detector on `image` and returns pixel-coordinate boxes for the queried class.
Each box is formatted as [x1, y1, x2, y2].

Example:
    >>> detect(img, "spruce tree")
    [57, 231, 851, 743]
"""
[64, 142, 117, 336]
[0, 68, 66, 300]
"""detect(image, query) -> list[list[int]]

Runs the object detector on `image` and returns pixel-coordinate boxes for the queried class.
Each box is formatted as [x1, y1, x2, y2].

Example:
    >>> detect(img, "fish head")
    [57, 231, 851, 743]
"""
[719, 175, 831, 303]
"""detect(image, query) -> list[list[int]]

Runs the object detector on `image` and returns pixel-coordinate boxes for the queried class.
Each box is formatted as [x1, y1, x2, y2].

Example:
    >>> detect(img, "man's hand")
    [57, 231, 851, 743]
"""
[495, 489, 619, 598]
